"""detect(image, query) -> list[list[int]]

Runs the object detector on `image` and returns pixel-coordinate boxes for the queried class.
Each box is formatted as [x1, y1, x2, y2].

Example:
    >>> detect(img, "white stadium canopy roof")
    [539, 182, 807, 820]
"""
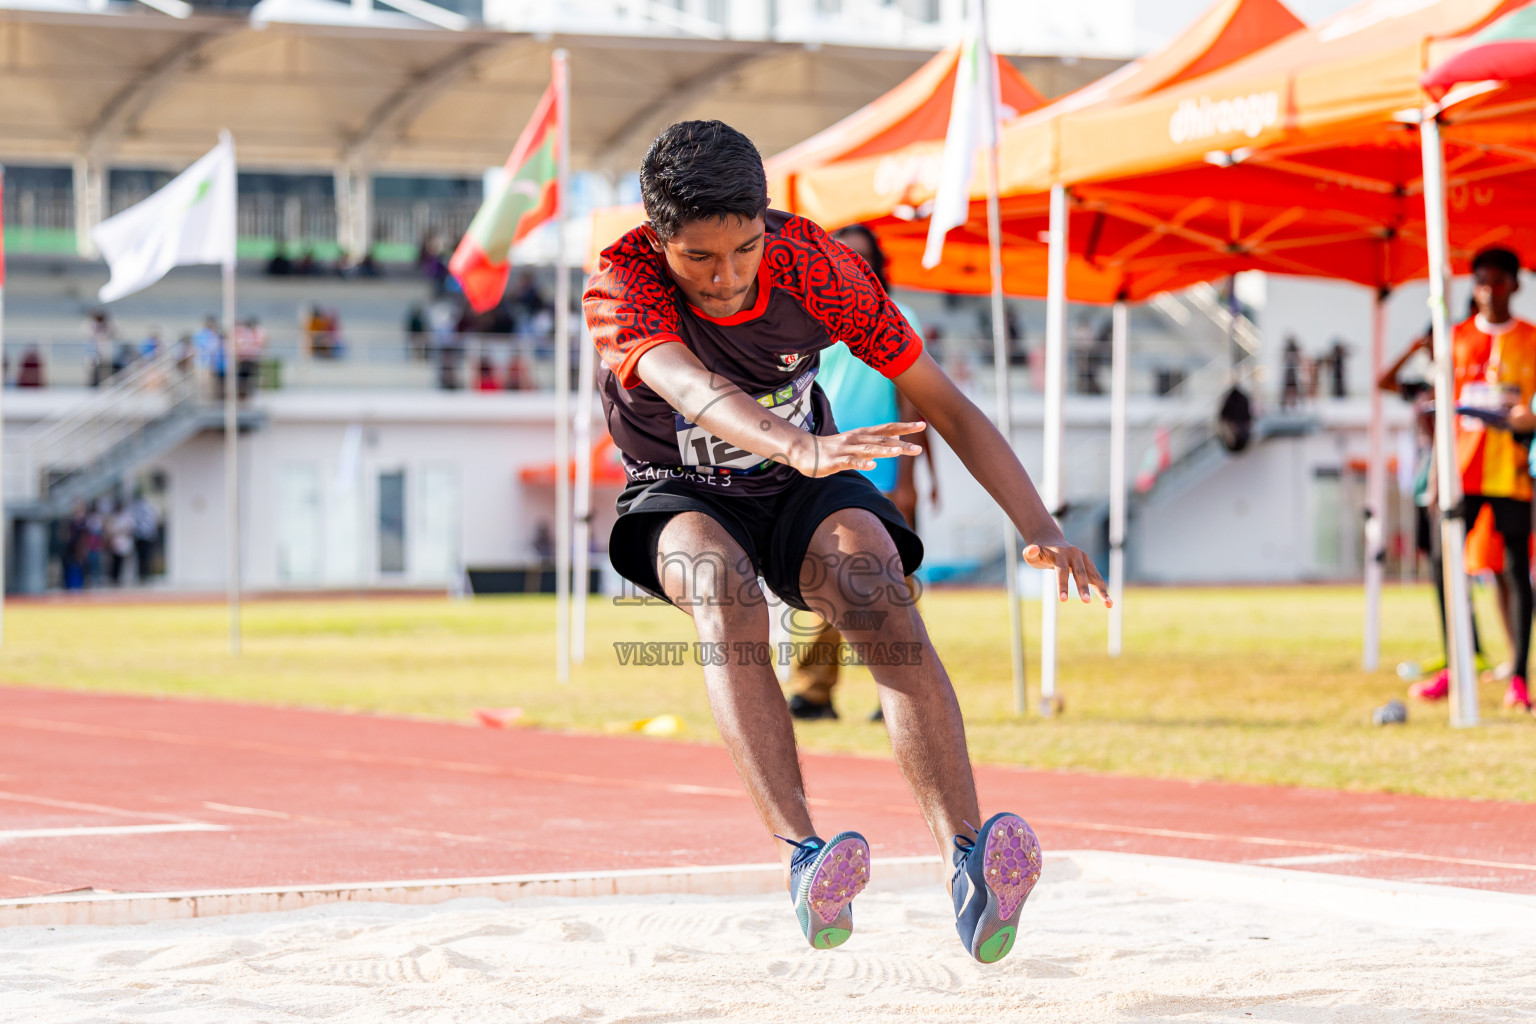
[0, 0, 1117, 178]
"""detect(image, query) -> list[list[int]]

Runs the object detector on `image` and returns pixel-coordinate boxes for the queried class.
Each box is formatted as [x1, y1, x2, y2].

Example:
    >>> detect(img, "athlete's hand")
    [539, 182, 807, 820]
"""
[1023, 541, 1112, 607]
[790, 421, 925, 478]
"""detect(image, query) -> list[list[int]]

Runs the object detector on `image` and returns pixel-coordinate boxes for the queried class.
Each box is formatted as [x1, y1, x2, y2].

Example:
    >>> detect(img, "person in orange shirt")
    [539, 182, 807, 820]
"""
[1411, 248, 1536, 712]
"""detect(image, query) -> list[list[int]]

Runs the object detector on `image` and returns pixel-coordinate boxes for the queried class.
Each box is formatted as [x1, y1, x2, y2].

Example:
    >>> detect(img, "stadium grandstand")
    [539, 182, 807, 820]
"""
[0, 0, 1418, 599]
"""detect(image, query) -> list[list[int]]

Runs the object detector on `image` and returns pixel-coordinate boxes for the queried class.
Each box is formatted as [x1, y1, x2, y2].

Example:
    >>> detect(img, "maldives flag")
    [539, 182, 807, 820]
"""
[450, 74, 562, 312]
[1423, 4, 1536, 97]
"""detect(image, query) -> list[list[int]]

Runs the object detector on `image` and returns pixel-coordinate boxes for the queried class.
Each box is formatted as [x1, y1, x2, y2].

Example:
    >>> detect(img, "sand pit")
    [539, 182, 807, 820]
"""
[3, 854, 1533, 1023]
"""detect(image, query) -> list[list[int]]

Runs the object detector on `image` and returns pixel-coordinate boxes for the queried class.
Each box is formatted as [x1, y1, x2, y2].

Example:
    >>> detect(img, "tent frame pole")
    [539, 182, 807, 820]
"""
[1040, 182, 1067, 713]
[1363, 288, 1389, 671]
[979, 0, 1025, 714]
[1421, 112, 1478, 727]
[1108, 297, 1127, 657]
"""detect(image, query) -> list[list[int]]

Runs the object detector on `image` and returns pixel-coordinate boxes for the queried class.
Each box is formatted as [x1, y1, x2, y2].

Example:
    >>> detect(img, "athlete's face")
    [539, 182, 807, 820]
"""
[650, 215, 765, 319]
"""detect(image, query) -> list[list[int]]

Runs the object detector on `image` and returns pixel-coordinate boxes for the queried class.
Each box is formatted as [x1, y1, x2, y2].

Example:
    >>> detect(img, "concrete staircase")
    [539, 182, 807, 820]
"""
[3, 348, 264, 591]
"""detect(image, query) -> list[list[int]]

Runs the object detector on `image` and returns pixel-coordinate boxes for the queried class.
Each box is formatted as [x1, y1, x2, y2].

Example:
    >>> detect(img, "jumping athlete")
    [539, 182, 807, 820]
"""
[585, 121, 1109, 963]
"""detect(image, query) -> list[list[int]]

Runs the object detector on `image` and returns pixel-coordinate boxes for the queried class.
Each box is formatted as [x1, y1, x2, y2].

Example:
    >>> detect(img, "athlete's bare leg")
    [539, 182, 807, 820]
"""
[796, 507, 981, 870]
[654, 511, 814, 889]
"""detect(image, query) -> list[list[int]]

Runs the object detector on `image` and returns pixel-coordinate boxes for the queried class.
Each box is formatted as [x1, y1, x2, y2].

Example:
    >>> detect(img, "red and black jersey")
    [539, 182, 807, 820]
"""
[583, 211, 923, 495]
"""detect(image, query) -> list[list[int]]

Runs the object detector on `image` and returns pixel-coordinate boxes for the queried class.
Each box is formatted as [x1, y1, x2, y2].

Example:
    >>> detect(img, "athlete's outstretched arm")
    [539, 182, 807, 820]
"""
[893, 350, 1109, 605]
[633, 339, 924, 478]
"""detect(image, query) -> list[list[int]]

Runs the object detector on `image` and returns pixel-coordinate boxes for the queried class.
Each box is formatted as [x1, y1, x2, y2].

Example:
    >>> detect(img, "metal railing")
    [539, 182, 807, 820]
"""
[2, 188, 480, 249]
[4, 328, 1283, 398]
[4, 347, 200, 503]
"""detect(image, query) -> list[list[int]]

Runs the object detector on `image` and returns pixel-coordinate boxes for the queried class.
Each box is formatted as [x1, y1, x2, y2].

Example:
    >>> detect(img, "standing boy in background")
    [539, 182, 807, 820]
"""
[786, 224, 939, 723]
[1412, 248, 1536, 712]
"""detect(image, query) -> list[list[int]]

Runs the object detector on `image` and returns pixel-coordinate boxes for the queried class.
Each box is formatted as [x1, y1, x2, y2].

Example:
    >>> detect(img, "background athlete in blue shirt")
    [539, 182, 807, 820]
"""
[786, 223, 939, 723]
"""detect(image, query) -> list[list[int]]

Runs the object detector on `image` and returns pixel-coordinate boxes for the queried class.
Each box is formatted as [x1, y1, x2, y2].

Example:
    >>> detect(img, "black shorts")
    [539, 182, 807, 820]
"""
[609, 471, 923, 612]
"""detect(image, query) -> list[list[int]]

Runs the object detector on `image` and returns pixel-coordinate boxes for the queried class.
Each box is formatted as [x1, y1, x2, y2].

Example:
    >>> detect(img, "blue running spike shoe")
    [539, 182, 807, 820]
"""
[778, 832, 871, 949]
[951, 813, 1041, 964]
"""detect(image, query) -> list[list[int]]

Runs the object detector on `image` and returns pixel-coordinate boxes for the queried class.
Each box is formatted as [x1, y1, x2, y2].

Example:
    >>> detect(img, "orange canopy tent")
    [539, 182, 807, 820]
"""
[797, 0, 1304, 288]
[585, 44, 1045, 260]
[521, 436, 628, 486]
[885, 0, 1531, 302]
[948, 0, 1530, 711]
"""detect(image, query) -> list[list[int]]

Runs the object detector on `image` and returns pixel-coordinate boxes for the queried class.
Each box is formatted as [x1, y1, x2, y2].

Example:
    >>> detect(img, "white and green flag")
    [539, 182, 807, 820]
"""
[94, 134, 237, 303]
[923, 0, 999, 269]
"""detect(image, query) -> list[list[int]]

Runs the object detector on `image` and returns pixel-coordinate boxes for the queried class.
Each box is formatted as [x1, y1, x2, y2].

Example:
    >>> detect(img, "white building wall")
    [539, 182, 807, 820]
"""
[126, 392, 612, 593]
[5, 385, 1415, 591]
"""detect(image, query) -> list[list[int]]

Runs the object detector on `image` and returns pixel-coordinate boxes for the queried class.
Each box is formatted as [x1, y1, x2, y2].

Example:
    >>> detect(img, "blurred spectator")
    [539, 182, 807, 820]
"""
[356, 250, 382, 278]
[304, 306, 340, 359]
[532, 521, 554, 561]
[504, 344, 532, 391]
[266, 249, 293, 276]
[18, 346, 45, 388]
[85, 500, 107, 587]
[130, 493, 162, 582]
[175, 332, 196, 375]
[106, 502, 134, 585]
[138, 327, 163, 361]
[475, 354, 500, 391]
[1327, 339, 1349, 398]
[86, 309, 114, 348]
[295, 250, 318, 276]
[429, 296, 463, 390]
[112, 343, 136, 378]
[405, 304, 429, 360]
[418, 233, 450, 294]
[510, 272, 549, 328]
[1281, 336, 1303, 409]
[60, 502, 88, 590]
[232, 316, 267, 398]
[193, 316, 224, 374]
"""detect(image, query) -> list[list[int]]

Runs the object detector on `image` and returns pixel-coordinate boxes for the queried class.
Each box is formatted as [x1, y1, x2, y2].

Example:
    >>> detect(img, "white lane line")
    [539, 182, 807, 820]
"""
[0, 790, 196, 822]
[0, 824, 229, 842]
[1251, 853, 1373, 867]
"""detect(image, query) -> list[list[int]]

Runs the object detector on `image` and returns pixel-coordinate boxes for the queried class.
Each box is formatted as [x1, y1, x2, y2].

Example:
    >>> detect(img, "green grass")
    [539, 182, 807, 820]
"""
[1, 585, 1530, 802]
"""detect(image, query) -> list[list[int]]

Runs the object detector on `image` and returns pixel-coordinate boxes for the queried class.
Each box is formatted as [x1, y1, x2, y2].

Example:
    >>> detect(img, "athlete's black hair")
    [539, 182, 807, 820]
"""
[833, 223, 888, 289]
[640, 121, 769, 242]
[1472, 247, 1522, 280]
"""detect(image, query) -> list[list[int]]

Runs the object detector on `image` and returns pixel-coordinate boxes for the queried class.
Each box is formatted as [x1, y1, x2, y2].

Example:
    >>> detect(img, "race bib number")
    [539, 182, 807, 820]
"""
[674, 369, 817, 473]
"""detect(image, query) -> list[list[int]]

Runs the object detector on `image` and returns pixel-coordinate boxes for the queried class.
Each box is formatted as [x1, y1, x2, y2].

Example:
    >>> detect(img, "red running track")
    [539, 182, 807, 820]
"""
[1, 686, 1534, 901]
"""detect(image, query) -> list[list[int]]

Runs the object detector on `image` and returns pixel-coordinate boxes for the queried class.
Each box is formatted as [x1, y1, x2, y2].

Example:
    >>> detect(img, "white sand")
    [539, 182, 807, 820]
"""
[4, 858, 1534, 1024]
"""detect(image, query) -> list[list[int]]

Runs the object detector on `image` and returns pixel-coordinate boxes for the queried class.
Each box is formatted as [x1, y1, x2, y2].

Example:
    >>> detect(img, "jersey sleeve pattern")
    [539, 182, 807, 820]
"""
[583, 229, 684, 390]
[768, 216, 923, 379]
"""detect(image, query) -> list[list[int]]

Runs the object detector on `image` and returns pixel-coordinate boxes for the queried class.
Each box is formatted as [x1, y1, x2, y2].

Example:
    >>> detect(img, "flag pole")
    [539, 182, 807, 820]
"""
[0, 163, 7, 646]
[221, 131, 241, 656]
[552, 49, 572, 685]
[975, 0, 1025, 714]
[572, 283, 595, 664]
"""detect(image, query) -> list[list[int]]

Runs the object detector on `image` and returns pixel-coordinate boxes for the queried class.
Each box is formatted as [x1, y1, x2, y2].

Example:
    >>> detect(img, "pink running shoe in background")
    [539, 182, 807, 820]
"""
[1503, 676, 1531, 711]
[1409, 670, 1450, 701]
